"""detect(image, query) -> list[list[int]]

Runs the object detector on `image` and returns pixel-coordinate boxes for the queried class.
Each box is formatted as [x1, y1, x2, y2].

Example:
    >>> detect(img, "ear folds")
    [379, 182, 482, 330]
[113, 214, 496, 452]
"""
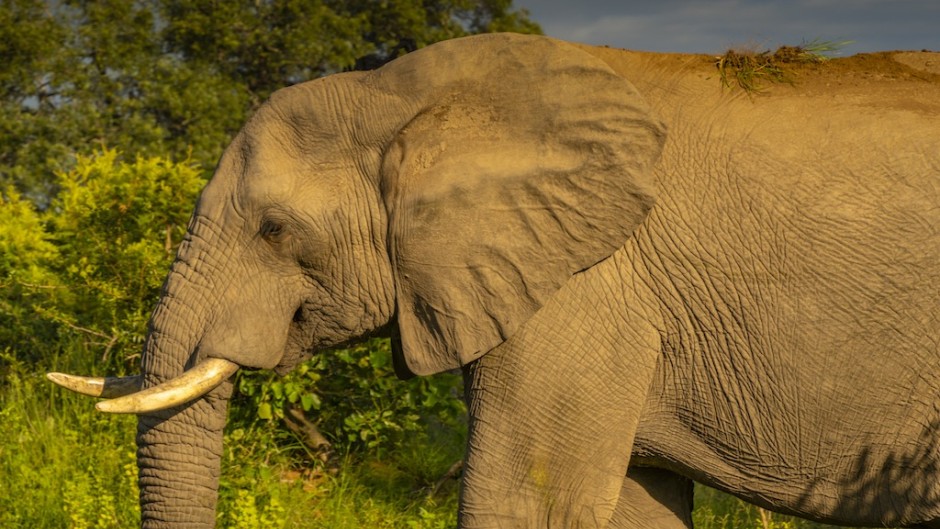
[379, 35, 665, 376]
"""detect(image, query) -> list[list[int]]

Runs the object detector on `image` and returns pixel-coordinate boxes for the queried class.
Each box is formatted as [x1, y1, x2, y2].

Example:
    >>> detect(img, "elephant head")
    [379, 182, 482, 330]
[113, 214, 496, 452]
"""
[49, 33, 664, 527]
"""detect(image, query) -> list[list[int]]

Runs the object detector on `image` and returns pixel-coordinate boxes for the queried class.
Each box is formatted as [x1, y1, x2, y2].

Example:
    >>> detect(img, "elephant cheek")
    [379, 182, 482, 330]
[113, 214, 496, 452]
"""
[199, 307, 292, 370]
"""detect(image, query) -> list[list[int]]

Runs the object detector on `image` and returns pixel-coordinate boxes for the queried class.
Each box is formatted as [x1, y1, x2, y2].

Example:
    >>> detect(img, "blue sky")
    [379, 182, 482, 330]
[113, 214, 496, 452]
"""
[514, 1, 939, 55]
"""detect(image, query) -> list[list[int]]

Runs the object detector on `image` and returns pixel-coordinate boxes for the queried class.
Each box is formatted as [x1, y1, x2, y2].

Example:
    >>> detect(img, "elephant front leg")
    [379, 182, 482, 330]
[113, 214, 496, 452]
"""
[459, 261, 662, 528]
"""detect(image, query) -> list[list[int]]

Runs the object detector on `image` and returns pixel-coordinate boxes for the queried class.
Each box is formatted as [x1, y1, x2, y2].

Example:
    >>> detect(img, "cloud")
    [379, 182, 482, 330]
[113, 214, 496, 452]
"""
[518, 0, 940, 53]
[543, 2, 792, 53]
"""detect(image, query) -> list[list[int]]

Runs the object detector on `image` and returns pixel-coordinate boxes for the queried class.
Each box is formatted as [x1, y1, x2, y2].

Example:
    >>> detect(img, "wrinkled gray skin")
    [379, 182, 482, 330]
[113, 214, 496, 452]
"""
[132, 34, 940, 528]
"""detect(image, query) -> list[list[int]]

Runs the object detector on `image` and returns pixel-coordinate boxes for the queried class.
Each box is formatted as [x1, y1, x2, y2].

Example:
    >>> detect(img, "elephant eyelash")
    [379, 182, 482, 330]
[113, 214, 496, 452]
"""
[260, 219, 289, 243]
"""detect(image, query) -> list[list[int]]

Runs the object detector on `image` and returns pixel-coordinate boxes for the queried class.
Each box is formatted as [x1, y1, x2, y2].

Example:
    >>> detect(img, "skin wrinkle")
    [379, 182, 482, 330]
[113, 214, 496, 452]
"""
[322, 78, 362, 156]
[138, 287, 231, 527]
[349, 172, 392, 327]
[144, 277, 210, 381]
[175, 216, 243, 288]
[644, 208, 752, 456]
[335, 189, 369, 322]
[633, 127, 787, 484]
[616, 48, 935, 516]
[336, 195, 393, 334]
[712, 182, 796, 464]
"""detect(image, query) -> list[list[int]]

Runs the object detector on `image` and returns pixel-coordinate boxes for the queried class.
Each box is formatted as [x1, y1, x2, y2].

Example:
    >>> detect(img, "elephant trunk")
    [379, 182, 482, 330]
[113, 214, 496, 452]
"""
[136, 387, 231, 528]
[135, 257, 233, 528]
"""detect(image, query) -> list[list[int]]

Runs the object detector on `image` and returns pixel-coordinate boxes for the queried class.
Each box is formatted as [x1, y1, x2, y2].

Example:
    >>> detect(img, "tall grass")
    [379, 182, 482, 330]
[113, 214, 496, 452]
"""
[1, 347, 464, 528]
[214, 417, 463, 529]
[693, 486, 844, 529]
[0, 353, 140, 527]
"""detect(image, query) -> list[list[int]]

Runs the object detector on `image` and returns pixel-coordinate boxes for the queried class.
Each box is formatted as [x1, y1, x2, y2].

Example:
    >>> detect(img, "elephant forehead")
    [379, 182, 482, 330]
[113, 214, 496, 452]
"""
[246, 124, 361, 184]
[240, 163, 339, 210]
[239, 140, 355, 207]
[243, 169, 298, 205]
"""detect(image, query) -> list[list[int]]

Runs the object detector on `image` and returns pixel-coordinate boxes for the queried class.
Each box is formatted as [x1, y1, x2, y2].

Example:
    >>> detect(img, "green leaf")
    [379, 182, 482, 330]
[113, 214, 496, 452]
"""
[300, 393, 320, 411]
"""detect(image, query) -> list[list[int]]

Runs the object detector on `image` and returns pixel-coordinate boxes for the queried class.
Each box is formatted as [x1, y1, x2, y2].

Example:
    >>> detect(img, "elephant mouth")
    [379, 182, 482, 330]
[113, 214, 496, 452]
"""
[46, 357, 239, 414]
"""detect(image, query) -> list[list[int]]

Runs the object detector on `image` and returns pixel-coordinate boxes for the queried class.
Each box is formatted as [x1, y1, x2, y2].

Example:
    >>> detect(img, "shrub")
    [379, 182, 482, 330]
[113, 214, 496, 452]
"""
[0, 187, 61, 358]
[0, 149, 205, 372]
[233, 338, 466, 459]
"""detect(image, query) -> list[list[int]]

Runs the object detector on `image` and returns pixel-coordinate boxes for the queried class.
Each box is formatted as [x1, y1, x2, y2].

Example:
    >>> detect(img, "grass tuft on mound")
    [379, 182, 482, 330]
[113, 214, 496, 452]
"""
[716, 39, 852, 92]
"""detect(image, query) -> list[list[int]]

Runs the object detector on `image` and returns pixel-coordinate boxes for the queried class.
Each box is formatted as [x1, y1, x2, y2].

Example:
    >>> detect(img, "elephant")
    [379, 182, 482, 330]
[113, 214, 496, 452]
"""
[48, 33, 940, 528]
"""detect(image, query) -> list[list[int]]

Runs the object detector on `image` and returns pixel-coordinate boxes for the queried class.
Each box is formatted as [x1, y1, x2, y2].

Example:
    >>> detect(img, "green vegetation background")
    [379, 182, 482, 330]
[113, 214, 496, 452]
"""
[0, 1, 862, 527]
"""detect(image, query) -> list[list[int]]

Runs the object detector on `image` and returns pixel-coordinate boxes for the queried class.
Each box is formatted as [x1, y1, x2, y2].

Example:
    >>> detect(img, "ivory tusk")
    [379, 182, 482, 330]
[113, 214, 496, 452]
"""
[94, 358, 239, 414]
[46, 372, 143, 398]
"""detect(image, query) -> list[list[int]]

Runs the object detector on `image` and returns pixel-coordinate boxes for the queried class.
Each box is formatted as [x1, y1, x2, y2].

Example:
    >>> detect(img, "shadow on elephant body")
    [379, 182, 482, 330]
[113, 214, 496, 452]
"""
[790, 420, 940, 528]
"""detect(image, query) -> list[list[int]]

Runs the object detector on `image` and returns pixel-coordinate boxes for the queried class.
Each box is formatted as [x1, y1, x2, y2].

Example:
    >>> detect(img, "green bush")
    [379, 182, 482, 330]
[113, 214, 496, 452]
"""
[0, 149, 204, 372]
[233, 338, 466, 459]
[44, 149, 205, 371]
[0, 187, 61, 358]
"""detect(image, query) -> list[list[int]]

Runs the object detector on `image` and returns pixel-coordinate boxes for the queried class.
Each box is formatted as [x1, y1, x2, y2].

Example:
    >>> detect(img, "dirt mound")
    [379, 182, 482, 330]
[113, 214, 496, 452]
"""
[890, 51, 940, 75]
[798, 50, 940, 81]
[579, 40, 940, 120]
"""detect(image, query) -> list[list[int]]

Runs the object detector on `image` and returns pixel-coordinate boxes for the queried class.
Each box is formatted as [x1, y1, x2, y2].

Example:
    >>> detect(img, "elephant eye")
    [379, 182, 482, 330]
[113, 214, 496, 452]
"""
[260, 219, 288, 243]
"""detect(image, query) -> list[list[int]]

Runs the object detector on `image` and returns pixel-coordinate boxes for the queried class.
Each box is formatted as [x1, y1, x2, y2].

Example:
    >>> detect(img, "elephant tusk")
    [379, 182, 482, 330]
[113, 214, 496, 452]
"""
[94, 358, 239, 414]
[46, 372, 143, 398]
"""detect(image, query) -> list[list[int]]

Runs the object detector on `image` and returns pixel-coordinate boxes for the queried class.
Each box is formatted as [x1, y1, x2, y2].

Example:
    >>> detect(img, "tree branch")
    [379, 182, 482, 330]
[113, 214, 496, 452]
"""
[282, 405, 335, 467]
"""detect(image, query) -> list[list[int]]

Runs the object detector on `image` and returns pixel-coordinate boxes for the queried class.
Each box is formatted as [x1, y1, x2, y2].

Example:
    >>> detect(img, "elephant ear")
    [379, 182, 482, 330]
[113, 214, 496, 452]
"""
[377, 34, 665, 376]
